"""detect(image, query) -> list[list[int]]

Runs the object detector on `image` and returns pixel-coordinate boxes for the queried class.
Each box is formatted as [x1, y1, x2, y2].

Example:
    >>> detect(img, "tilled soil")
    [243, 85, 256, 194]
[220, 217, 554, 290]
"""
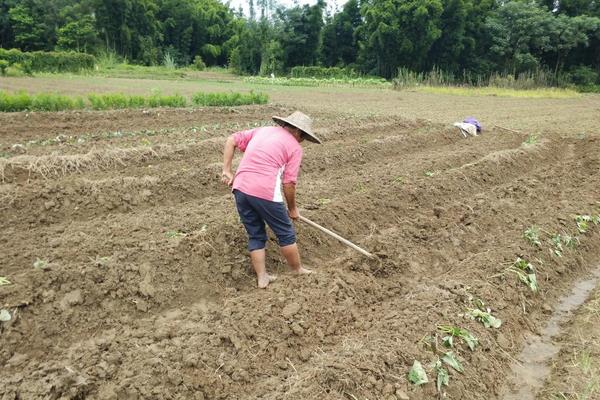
[1, 105, 600, 400]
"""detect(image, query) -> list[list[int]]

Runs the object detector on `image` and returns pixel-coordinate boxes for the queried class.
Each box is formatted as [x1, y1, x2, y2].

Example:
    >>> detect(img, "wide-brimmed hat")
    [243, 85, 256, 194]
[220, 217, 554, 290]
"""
[272, 111, 321, 144]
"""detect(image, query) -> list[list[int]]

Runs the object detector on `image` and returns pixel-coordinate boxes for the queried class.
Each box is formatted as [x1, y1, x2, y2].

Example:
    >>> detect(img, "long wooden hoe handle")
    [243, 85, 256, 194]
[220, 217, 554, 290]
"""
[298, 215, 375, 259]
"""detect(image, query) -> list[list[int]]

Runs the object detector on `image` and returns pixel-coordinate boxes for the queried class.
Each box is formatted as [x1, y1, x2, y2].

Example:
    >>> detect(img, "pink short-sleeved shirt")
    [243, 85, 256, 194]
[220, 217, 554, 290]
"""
[232, 126, 303, 202]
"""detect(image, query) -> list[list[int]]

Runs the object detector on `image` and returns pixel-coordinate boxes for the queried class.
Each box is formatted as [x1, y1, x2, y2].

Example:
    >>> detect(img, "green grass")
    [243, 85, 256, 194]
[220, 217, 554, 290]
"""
[0, 89, 265, 112]
[0, 91, 84, 112]
[192, 91, 268, 106]
[243, 76, 392, 89]
[417, 86, 581, 99]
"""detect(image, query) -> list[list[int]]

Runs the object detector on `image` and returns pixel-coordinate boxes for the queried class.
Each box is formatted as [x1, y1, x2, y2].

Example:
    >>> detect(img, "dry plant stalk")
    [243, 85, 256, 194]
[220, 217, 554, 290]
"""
[0, 146, 159, 181]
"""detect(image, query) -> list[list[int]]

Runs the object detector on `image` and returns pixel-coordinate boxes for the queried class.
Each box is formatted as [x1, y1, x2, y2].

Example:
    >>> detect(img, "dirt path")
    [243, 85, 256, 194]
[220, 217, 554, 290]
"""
[1, 94, 600, 399]
[537, 282, 600, 400]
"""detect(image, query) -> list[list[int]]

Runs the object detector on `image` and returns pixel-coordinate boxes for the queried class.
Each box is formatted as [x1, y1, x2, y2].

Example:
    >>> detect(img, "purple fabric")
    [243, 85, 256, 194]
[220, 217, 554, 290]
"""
[463, 117, 482, 132]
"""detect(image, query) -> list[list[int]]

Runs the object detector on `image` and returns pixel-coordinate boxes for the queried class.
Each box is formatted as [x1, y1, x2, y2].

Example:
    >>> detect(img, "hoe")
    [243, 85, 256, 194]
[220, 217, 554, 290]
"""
[298, 215, 375, 259]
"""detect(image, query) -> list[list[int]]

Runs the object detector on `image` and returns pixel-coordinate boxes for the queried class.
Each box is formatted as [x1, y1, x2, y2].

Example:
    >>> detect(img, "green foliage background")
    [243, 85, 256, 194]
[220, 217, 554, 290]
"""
[0, 0, 599, 86]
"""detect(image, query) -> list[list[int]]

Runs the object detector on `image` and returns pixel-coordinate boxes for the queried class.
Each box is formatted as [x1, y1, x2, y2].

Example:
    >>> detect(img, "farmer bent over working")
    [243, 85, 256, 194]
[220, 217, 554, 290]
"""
[221, 111, 322, 288]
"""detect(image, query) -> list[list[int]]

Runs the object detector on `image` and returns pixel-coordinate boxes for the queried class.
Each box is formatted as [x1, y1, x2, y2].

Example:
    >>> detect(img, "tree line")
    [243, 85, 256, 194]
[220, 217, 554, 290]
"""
[0, 0, 599, 84]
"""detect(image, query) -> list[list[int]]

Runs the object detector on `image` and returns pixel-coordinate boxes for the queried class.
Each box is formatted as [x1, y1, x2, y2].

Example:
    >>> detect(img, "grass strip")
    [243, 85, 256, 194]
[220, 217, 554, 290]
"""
[0, 90, 266, 112]
[416, 86, 581, 99]
[244, 76, 392, 89]
[191, 91, 268, 106]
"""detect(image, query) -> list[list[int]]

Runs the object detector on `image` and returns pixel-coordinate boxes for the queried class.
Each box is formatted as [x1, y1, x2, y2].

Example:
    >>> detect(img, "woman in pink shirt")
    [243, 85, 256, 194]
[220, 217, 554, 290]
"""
[222, 111, 321, 288]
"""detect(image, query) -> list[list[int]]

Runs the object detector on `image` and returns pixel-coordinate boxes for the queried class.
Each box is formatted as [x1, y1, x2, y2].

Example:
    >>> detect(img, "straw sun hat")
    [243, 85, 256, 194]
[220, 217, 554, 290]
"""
[272, 111, 322, 144]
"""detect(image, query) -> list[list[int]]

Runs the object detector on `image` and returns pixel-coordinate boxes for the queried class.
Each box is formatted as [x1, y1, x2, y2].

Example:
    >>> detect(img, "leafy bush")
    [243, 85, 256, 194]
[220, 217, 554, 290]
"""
[163, 52, 176, 69]
[0, 60, 8, 76]
[567, 66, 598, 86]
[193, 55, 206, 71]
[192, 91, 268, 106]
[291, 66, 359, 79]
[0, 48, 95, 73]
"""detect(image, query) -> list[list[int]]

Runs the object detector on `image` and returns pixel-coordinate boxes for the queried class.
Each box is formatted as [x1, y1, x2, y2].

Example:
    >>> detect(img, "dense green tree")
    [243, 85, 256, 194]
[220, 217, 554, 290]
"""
[320, 0, 362, 67]
[359, 0, 443, 77]
[57, 16, 97, 52]
[94, 0, 162, 63]
[486, 1, 600, 75]
[555, 0, 599, 17]
[0, 0, 598, 81]
[485, 1, 555, 73]
[0, 0, 18, 48]
[8, 0, 60, 51]
[277, 0, 325, 69]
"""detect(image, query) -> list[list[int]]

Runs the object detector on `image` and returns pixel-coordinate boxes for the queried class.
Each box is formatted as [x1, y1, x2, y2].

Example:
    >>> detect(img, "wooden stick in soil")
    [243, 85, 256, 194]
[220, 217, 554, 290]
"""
[298, 215, 375, 259]
[493, 125, 521, 134]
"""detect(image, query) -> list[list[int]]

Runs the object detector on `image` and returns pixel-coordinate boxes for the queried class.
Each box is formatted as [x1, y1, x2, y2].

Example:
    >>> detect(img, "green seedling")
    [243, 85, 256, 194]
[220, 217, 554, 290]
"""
[562, 234, 578, 249]
[523, 226, 541, 247]
[424, 171, 435, 177]
[550, 233, 578, 256]
[0, 277, 11, 286]
[429, 352, 464, 392]
[468, 308, 502, 328]
[394, 176, 405, 184]
[433, 359, 449, 392]
[33, 258, 49, 270]
[551, 234, 564, 257]
[442, 351, 464, 373]
[575, 215, 592, 233]
[523, 133, 539, 145]
[166, 230, 186, 239]
[438, 325, 478, 351]
[509, 257, 538, 293]
[355, 183, 367, 193]
[317, 198, 331, 205]
[408, 360, 429, 385]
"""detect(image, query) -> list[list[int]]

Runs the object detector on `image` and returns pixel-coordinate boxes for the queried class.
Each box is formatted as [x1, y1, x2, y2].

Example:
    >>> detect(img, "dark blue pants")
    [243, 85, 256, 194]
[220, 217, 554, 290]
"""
[233, 189, 296, 251]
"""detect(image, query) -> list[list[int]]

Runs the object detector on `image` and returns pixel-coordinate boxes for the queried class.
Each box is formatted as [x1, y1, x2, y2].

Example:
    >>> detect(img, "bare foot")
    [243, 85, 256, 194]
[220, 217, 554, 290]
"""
[257, 274, 277, 289]
[291, 267, 312, 275]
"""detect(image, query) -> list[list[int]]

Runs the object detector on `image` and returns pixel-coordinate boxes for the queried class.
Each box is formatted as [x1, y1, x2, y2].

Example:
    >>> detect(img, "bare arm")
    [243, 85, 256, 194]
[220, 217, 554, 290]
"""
[283, 183, 299, 219]
[222, 135, 236, 186]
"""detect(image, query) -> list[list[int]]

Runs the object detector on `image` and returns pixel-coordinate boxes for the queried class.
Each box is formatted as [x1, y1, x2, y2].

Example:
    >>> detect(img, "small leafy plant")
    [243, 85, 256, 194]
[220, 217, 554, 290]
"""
[166, 230, 186, 239]
[408, 360, 429, 385]
[523, 226, 541, 247]
[468, 308, 502, 328]
[575, 215, 592, 233]
[523, 133, 539, 145]
[438, 325, 478, 351]
[551, 234, 564, 257]
[424, 171, 435, 177]
[508, 257, 538, 293]
[430, 352, 463, 393]
[433, 359, 449, 392]
[33, 258, 49, 270]
[441, 351, 464, 373]
[0, 276, 11, 286]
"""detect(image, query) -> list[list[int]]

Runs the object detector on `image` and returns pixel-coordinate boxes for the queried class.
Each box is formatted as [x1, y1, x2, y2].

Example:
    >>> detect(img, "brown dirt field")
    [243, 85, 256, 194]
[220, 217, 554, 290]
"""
[1, 81, 600, 400]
